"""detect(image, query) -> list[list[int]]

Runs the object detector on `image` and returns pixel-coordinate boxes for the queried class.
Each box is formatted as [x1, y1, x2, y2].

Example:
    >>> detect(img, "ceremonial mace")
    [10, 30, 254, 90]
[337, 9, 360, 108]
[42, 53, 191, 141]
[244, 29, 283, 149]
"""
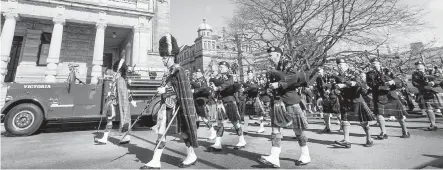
[118, 73, 172, 143]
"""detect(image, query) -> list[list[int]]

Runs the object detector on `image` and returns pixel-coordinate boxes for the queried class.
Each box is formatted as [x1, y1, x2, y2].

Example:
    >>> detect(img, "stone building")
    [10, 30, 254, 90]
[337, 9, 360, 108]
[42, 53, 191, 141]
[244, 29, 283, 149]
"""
[1, 0, 171, 85]
[176, 19, 255, 79]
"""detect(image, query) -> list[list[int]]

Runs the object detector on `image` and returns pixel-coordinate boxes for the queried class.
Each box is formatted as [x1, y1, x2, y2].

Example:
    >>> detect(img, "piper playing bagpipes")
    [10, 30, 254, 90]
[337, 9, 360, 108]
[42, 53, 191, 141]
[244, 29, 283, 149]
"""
[141, 33, 199, 169]
[208, 61, 247, 151]
[412, 61, 443, 131]
[190, 69, 213, 130]
[259, 47, 311, 167]
[95, 58, 132, 145]
[366, 58, 410, 139]
[333, 59, 376, 148]
[242, 70, 266, 134]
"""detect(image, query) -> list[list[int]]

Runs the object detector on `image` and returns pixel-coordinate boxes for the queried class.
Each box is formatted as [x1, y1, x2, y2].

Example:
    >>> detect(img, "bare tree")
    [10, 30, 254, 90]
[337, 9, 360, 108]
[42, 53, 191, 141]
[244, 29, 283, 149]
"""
[227, 0, 425, 79]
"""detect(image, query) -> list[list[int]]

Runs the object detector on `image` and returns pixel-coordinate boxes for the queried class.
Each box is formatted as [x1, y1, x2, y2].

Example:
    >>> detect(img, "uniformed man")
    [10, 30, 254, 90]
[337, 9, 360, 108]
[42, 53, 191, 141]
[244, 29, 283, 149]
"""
[208, 61, 247, 151]
[141, 34, 198, 169]
[333, 59, 376, 148]
[259, 47, 311, 167]
[366, 58, 410, 139]
[243, 70, 266, 134]
[412, 61, 443, 131]
[315, 67, 342, 133]
[190, 69, 212, 131]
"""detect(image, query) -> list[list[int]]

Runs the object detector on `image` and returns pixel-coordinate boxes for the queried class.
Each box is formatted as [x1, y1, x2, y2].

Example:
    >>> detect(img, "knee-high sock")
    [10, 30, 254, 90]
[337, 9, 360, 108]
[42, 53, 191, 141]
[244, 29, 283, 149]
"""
[156, 134, 166, 149]
[397, 117, 409, 134]
[243, 116, 250, 132]
[377, 115, 387, 134]
[232, 121, 243, 136]
[361, 122, 371, 141]
[324, 113, 331, 129]
[427, 110, 436, 127]
[296, 132, 308, 147]
[215, 123, 224, 137]
[342, 121, 350, 142]
[271, 133, 283, 147]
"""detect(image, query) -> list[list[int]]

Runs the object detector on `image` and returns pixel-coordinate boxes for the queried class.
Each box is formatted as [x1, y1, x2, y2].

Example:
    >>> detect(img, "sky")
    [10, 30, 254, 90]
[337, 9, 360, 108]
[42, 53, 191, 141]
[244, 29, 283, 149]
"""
[170, 0, 443, 50]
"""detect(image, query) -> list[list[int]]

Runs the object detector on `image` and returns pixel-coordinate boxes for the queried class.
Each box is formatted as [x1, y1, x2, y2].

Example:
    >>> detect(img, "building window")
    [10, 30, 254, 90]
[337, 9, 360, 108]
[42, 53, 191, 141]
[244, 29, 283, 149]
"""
[212, 42, 216, 50]
[204, 41, 207, 49]
[37, 33, 52, 66]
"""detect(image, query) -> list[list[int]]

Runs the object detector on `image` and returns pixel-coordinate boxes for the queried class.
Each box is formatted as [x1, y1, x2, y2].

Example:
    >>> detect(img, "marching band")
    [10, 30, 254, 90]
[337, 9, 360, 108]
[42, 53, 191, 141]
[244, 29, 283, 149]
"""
[95, 33, 443, 169]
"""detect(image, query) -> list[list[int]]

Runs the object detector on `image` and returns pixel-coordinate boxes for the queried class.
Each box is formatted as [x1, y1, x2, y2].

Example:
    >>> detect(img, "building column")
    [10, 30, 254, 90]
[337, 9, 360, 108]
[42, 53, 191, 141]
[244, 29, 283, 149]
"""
[45, 9, 66, 82]
[91, 21, 107, 84]
[138, 26, 150, 68]
[0, 12, 19, 83]
[132, 26, 141, 67]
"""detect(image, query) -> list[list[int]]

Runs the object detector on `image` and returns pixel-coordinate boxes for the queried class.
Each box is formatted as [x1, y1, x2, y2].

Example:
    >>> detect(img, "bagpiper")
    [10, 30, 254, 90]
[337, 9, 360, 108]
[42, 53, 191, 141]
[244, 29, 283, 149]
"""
[366, 58, 410, 139]
[95, 58, 132, 145]
[208, 61, 247, 151]
[315, 67, 342, 133]
[141, 33, 199, 169]
[333, 58, 376, 148]
[190, 69, 213, 130]
[412, 61, 443, 131]
[243, 70, 266, 134]
[259, 47, 311, 167]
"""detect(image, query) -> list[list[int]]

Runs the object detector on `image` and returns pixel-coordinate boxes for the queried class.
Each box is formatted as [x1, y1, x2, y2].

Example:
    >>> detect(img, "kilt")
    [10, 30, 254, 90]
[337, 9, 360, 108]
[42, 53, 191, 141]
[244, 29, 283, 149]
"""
[195, 98, 208, 118]
[341, 96, 376, 122]
[215, 100, 242, 122]
[286, 104, 308, 130]
[244, 97, 264, 116]
[373, 97, 408, 117]
[270, 100, 293, 128]
[417, 93, 443, 110]
[322, 97, 340, 114]
[237, 99, 245, 118]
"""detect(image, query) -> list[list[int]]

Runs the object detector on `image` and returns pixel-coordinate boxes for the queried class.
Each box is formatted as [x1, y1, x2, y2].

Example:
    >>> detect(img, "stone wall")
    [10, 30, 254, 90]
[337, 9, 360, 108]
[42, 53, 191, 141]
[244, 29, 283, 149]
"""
[11, 18, 95, 83]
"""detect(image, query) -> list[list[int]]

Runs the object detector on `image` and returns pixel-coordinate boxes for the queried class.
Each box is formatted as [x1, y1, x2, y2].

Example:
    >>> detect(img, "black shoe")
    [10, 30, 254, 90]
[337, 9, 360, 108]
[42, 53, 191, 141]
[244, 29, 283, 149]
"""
[119, 140, 130, 145]
[425, 126, 438, 131]
[295, 160, 309, 166]
[400, 132, 411, 138]
[323, 128, 331, 133]
[377, 133, 388, 140]
[292, 136, 297, 140]
[363, 140, 374, 147]
[208, 146, 222, 152]
[140, 165, 160, 169]
[335, 140, 351, 148]
[243, 132, 248, 135]
[234, 145, 246, 150]
[178, 160, 197, 168]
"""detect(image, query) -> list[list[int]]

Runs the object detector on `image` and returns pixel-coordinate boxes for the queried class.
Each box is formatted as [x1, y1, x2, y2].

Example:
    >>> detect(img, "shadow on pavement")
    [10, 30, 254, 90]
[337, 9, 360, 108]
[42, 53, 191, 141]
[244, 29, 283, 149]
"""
[305, 128, 367, 137]
[198, 139, 273, 169]
[122, 134, 227, 169]
[414, 154, 443, 169]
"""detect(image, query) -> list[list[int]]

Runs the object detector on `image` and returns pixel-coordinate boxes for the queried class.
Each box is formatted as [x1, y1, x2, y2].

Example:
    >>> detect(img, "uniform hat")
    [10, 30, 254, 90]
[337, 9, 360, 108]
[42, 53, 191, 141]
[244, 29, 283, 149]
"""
[370, 58, 380, 63]
[267, 47, 283, 55]
[219, 61, 230, 68]
[159, 33, 180, 59]
[336, 58, 346, 64]
[247, 70, 253, 74]
[415, 61, 424, 65]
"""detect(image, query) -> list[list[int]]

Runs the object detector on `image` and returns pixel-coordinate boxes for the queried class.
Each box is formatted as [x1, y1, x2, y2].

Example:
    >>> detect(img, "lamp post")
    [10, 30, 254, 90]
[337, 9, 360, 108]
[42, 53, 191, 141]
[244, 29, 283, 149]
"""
[234, 33, 247, 83]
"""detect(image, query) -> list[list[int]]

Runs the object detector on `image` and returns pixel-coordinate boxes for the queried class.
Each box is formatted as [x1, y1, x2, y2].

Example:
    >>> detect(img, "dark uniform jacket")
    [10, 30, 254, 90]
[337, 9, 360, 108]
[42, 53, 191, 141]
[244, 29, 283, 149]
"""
[366, 69, 403, 103]
[412, 70, 443, 99]
[210, 74, 239, 103]
[332, 69, 366, 103]
[190, 77, 211, 102]
[267, 69, 307, 105]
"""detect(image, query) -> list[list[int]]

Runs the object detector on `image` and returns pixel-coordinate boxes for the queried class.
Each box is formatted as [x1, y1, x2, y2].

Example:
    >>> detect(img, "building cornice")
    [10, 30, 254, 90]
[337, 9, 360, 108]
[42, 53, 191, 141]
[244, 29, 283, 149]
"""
[18, 0, 154, 18]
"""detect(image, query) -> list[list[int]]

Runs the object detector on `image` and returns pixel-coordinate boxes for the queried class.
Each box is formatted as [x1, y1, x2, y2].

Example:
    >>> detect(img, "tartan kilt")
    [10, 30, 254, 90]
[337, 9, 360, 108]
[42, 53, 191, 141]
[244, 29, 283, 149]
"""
[322, 97, 340, 114]
[195, 98, 209, 118]
[270, 100, 293, 128]
[418, 93, 443, 110]
[225, 101, 242, 122]
[237, 99, 245, 118]
[244, 97, 264, 116]
[341, 96, 376, 122]
[286, 104, 308, 130]
[373, 98, 408, 117]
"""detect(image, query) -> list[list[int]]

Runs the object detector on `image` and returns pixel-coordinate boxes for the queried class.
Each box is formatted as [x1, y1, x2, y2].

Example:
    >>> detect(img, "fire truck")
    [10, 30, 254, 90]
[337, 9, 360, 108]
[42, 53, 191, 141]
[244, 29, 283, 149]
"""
[1, 63, 161, 136]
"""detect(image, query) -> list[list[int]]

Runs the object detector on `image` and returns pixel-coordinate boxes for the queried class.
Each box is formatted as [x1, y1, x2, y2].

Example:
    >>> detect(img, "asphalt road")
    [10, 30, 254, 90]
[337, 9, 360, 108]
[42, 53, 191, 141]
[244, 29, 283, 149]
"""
[1, 116, 443, 169]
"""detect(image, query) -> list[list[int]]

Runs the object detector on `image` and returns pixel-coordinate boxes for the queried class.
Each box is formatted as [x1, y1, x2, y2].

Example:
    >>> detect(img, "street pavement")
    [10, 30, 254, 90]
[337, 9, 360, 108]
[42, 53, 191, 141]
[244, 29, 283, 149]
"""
[1, 116, 443, 169]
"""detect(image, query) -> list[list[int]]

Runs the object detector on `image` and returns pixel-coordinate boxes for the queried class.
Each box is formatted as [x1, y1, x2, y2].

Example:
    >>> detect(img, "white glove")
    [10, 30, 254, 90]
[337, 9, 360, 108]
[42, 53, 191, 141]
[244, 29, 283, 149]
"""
[157, 87, 166, 94]
[429, 81, 435, 86]
[270, 82, 279, 89]
[388, 80, 395, 85]
[191, 89, 195, 93]
[336, 84, 346, 88]
[130, 100, 137, 107]
[349, 81, 357, 86]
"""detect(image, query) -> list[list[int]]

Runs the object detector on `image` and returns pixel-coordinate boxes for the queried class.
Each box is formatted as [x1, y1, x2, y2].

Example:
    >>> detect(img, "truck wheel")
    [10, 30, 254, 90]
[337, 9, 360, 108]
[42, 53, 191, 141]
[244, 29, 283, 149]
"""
[4, 103, 44, 136]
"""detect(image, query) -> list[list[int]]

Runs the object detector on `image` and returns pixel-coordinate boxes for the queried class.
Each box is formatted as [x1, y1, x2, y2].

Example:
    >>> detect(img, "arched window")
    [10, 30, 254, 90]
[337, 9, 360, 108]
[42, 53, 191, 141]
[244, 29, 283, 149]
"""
[204, 41, 208, 49]
[212, 41, 215, 50]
